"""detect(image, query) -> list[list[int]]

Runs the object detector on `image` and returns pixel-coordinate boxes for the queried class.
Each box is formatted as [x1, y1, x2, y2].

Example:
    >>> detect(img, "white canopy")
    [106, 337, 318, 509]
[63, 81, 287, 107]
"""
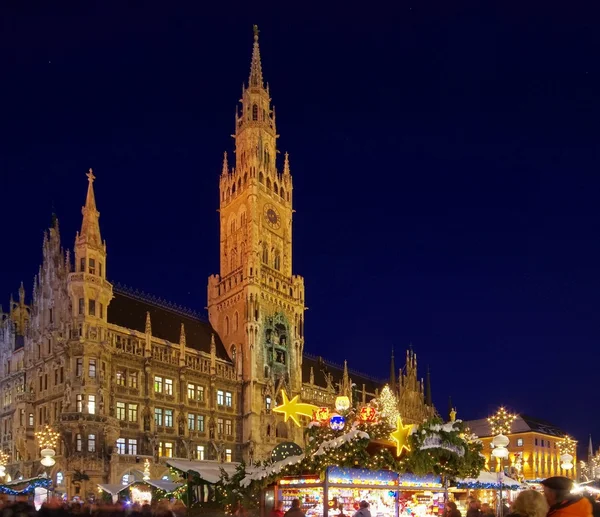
[97, 480, 183, 495]
[98, 483, 133, 495]
[458, 471, 524, 489]
[166, 459, 240, 484]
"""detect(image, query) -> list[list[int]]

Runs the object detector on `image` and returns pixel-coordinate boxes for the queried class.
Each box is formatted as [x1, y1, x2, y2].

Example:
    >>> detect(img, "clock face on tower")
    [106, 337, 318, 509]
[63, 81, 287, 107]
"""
[263, 204, 281, 229]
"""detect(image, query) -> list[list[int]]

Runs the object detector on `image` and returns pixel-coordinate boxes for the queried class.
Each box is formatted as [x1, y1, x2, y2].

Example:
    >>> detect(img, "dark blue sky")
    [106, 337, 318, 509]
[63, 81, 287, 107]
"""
[1, 4, 598, 449]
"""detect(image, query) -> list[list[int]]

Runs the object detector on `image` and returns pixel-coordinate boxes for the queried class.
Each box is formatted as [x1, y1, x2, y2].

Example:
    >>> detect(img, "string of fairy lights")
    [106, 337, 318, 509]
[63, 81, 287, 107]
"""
[34, 424, 60, 450]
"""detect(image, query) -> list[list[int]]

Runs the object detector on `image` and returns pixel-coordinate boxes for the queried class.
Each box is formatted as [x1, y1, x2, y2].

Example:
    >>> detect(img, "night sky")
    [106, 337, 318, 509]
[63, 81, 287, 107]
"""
[1, 4, 599, 449]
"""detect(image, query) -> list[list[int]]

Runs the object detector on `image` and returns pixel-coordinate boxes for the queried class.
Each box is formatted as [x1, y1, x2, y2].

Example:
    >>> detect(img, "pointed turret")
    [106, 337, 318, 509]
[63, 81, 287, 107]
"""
[79, 168, 102, 249]
[283, 152, 291, 176]
[389, 349, 396, 393]
[179, 323, 186, 347]
[222, 151, 229, 176]
[145, 312, 152, 335]
[18, 282, 25, 305]
[309, 366, 314, 385]
[249, 25, 263, 88]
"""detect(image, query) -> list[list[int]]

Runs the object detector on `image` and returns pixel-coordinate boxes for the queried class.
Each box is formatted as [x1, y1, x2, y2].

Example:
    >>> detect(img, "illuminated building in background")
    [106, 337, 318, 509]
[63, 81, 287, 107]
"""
[466, 415, 578, 480]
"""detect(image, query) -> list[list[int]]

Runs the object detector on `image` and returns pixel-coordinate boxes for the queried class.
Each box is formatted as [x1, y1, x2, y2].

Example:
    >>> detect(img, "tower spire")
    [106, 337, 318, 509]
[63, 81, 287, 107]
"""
[79, 168, 102, 248]
[222, 151, 229, 176]
[283, 152, 291, 176]
[249, 25, 264, 88]
[389, 349, 396, 393]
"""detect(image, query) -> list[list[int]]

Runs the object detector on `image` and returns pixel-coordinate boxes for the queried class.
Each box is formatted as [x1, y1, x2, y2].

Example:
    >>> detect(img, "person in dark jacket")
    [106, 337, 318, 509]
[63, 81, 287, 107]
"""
[284, 499, 305, 517]
[445, 501, 461, 517]
[542, 477, 592, 517]
[466, 500, 482, 517]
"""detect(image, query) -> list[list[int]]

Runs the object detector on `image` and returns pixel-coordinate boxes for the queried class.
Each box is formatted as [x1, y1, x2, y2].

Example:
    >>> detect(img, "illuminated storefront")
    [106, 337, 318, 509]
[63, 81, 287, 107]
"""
[277, 467, 399, 517]
[397, 474, 444, 517]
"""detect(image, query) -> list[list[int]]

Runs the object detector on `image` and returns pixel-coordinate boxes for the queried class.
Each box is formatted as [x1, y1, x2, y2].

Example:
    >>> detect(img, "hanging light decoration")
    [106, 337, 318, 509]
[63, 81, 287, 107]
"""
[488, 407, 517, 436]
[0, 451, 9, 478]
[335, 396, 350, 412]
[35, 424, 60, 468]
[143, 458, 151, 481]
[558, 436, 576, 470]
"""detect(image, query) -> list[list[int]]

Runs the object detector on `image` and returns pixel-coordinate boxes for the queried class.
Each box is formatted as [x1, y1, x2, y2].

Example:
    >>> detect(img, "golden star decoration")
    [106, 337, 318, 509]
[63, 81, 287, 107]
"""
[273, 390, 320, 427]
[390, 415, 413, 456]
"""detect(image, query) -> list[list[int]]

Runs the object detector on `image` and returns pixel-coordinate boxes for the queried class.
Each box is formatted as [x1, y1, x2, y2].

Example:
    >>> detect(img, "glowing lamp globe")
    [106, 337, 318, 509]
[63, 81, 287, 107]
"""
[492, 434, 510, 448]
[329, 414, 346, 431]
[40, 448, 56, 467]
[335, 396, 350, 412]
[492, 446, 509, 459]
[560, 453, 574, 470]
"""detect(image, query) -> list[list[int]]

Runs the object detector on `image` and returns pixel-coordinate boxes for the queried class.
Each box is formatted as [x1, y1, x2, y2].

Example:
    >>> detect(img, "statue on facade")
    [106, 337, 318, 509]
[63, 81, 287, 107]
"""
[143, 406, 152, 432]
[248, 441, 255, 466]
[63, 381, 72, 408]
[178, 414, 185, 436]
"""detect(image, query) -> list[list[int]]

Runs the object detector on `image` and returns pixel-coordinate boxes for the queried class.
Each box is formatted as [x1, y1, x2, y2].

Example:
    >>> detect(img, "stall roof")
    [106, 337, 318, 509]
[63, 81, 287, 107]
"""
[167, 459, 239, 484]
[98, 480, 183, 495]
[457, 471, 524, 489]
[98, 483, 133, 496]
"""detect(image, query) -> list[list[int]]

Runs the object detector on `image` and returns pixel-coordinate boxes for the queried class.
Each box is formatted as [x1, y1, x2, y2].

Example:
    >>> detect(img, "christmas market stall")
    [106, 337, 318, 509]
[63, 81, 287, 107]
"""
[396, 474, 445, 517]
[97, 479, 184, 505]
[277, 466, 399, 517]
[454, 472, 523, 511]
[0, 475, 52, 505]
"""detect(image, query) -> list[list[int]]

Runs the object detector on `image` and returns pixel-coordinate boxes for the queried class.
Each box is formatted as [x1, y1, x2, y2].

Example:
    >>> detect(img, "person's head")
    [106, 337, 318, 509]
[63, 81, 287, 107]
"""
[541, 477, 573, 506]
[511, 490, 549, 517]
[481, 503, 491, 513]
[291, 499, 301, 509]
[446, 502, 457, 511]
[359, 501, 369, 509]
[275, 501, 284, 511]
[469, 500, 479, 509]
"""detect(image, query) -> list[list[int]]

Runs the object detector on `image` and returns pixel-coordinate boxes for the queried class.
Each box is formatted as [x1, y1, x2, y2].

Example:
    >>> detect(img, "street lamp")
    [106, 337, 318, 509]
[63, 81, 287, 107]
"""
[35, 424, 60, 503]
[489, 407, 517, 517]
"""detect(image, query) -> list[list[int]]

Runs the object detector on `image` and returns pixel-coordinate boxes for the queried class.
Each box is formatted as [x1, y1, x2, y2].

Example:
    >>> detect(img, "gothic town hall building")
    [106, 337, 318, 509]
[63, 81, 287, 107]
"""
[0, 28, 435, 498]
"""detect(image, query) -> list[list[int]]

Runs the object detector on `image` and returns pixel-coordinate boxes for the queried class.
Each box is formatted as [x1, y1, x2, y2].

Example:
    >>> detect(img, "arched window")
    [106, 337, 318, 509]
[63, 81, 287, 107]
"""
[237, 179, 241, 191]
[231, 182, 236, 194]
[234, 312, 239, 331]
[274, 182, 278, 195]
[274, 250, 281, 271]
[280, 187, 285, 199]
[244, 173, 248, 184]
[262, 244, 268, 264]
[266, 424, 271, 437]
[240, 211, 246, 227]
[225, 316, 230, 336]
[230, 219, 235, 234]
[259, 171, 264, 183]
[252, 104, 258, 121]
[266, 178, 271, 190]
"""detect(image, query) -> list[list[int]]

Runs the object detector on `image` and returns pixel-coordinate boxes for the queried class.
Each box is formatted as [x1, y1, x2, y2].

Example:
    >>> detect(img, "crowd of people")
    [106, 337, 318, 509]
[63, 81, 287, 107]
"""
[446, 477, 599, 517]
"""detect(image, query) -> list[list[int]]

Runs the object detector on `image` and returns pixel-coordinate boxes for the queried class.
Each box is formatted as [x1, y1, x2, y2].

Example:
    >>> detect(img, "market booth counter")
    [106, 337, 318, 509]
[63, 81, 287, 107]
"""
[396, 474, 444, 517]
[277, 467, 399, 517]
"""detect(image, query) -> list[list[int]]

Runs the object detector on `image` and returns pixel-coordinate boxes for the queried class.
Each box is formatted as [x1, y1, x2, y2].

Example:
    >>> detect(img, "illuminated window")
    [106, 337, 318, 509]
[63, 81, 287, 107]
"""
[116, 402, 126, 421]
[122, 473, 133, 485]
[76, 395, 83, 412]
[116, 438, 126, 455]
[187, 384, 195, 400]
[165, 378, 173, 396]
[88, 299, 96, 316]
[225, 449, 232, 462]
[225, 419, 232, 436]
[88, 434, 96, 452]
[197, 415, 205, 432]
[127, 439, 137, 455]
[56, 472, 63, 485]
[188, 413, 195, 431]
[116, 370, 126, 386]
[88, 359, 96, 378]
[217, 390, 224, 406]
[76, 433, 82, 452]
[517, 438, 523, 447]
[154, 376, 163, 393]
[165, 409, 173, 427]
[88, 395, 96, 414]
[197, 386, 204, 402]
[28, 413, 33, 426]
[76, 358, 83, 377]
[128, 404, 138, 422]
[159, 442, 173, 458]
[225, 391, 232, 407]
[80, 257, 85, 273]
[154, 408, 163, 426]
[217, 418, 224, 435]
[128, 371, 138, 389]
[196, 445, 205, 460]
[89, 258, 96, 275]
[265, 396, 272, 413]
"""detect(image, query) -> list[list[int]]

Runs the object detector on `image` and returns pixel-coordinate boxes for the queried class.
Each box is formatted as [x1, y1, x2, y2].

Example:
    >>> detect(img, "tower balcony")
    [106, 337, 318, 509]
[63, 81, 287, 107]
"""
[68, 272, 113, 291]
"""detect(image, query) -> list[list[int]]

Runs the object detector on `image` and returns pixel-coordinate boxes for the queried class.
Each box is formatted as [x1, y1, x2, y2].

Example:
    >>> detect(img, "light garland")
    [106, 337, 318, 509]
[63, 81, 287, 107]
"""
[488, 407, 517, 436]
[0, 477, 51, 495]
[378, 385, 399, 428]
[557, 435, 576, 456]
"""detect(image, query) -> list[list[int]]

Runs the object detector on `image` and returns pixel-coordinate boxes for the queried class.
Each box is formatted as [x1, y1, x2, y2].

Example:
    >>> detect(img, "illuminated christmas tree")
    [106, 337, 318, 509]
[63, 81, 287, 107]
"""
[377, 385, 400, 428]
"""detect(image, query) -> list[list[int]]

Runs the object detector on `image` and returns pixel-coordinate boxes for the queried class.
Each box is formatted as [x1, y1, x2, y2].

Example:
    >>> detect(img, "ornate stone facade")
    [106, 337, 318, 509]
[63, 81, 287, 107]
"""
[0, 27, 436, 500]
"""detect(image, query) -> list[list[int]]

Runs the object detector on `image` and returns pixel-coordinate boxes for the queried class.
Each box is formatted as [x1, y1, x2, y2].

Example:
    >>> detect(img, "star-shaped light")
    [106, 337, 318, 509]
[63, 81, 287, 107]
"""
[273, 390, 320, 427]
[390, 415, 413, 456]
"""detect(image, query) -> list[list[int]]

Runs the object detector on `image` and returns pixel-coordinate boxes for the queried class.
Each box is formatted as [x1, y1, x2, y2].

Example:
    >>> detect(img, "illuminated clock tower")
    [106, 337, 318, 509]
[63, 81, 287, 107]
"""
[207, 26, 306, 459]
